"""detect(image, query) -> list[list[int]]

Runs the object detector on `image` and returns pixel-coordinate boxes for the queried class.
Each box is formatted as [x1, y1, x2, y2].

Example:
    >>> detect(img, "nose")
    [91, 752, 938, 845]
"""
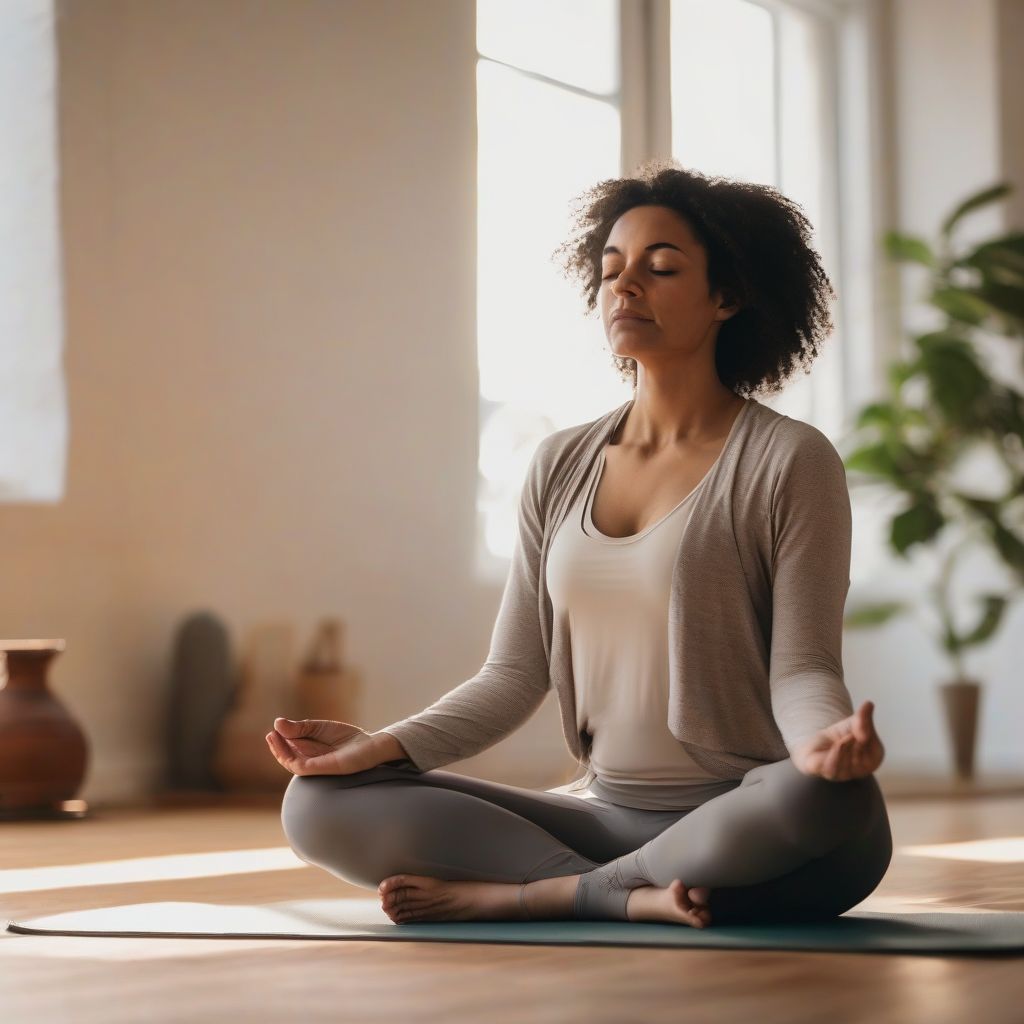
[609, 268, 643, 299]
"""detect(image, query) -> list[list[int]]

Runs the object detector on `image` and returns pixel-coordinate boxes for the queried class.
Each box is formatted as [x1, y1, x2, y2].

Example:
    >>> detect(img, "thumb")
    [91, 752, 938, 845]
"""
[853, 702, 873, 741]
[274, 718, 306, 735]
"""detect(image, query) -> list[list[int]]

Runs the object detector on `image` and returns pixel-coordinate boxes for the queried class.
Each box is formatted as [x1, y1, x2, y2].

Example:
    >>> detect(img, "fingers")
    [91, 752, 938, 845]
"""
[266, 730, 309, 775]
[275, 717, 313, 737]
[853, 701, 875, 744]
[823, 733, 856, 780]
[265, 730, 293, 768]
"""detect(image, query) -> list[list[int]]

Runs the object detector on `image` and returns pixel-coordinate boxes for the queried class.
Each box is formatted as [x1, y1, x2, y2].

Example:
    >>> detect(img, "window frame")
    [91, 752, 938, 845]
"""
[473, 0, 897, 577]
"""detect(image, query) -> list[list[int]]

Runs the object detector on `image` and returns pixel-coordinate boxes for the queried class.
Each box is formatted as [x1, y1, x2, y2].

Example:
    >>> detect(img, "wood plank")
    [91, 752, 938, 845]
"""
[2, 793, 1022, 1024]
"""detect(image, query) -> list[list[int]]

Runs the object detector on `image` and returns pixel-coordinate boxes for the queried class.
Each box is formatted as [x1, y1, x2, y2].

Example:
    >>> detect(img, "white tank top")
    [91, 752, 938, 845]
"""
[545, 445, 741, 810]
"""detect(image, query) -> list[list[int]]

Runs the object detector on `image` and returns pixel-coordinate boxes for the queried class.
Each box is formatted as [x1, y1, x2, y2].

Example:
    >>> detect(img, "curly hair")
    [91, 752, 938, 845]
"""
[551, 158, 837, 398]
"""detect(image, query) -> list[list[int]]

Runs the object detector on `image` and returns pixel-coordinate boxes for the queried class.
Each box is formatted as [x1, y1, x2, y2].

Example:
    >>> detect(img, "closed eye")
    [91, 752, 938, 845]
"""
[601, 270, 677, 280]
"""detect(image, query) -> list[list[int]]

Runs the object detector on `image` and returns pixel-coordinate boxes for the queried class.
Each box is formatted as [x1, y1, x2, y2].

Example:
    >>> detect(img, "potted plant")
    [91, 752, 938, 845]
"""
[841, 181, 1024, 780]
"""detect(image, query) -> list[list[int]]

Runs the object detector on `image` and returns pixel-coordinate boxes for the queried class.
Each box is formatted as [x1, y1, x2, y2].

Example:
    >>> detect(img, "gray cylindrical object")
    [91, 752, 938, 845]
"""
[165, 611, 235, 790]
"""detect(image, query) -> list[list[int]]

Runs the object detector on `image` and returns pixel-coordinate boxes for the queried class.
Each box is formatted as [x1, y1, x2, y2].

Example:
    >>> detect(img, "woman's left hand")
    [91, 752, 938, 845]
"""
[790, 701, 885, 781]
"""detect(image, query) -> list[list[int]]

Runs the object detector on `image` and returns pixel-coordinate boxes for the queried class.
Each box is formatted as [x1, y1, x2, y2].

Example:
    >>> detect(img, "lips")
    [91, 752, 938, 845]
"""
[611, 312, 653, 323]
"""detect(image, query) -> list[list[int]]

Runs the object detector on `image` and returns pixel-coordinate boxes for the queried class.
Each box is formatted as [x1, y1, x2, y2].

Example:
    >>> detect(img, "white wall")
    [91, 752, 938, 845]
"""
[2, 0, 1020, 805]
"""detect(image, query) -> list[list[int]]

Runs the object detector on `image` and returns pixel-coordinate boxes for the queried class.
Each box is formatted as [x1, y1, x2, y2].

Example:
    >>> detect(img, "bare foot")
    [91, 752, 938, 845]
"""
[625, 880, 713, 928]
[377, 873, 529, 924]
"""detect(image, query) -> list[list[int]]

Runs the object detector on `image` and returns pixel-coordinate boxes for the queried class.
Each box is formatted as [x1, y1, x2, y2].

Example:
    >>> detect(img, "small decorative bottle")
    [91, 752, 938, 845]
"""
[213, 623, 303, 793]
[295, 618, 362, 725]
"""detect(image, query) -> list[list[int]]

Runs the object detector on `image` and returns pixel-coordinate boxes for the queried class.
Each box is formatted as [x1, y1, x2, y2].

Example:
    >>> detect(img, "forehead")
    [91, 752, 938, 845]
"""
[603, 205, 698, 250]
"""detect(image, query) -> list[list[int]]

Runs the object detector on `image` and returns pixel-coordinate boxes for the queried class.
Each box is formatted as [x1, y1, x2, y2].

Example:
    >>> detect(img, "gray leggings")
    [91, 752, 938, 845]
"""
[280, 756, 892, 925]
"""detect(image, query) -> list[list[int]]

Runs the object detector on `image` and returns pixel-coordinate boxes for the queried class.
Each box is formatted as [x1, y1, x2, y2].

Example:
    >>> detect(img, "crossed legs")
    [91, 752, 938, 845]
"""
[280, 758, 892, 926]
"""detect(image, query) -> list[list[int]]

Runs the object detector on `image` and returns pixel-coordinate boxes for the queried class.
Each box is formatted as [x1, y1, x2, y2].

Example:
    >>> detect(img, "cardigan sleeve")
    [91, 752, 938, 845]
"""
[374, 437, 554, 772]
[767, 422, 856, 753]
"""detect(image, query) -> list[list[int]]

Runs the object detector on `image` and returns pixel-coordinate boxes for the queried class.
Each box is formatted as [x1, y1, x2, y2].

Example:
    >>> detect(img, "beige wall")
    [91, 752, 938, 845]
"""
[3, 0, 1022, 805]
[0, 0, 576, 804]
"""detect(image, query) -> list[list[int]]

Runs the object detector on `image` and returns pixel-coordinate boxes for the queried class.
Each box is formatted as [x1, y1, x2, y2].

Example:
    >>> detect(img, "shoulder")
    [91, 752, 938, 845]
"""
[529, 404, 624, 473]
[746, 407, 848, 520]
[747, 402, 844, 475]
[748, 400, 835, 452]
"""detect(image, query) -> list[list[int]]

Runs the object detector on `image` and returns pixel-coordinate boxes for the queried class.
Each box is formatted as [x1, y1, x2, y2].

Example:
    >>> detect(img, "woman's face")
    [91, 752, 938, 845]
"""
[599, 204, 736, 366]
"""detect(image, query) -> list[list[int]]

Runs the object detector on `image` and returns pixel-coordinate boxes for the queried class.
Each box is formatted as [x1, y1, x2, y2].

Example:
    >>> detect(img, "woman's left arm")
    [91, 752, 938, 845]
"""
[767, 423, 885, 781]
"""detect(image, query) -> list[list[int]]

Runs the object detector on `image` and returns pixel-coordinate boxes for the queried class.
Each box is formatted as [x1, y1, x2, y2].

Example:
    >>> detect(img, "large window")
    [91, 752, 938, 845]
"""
[475, 0, 887, 577]
[670, 0, 844, 434]
[0, 0, 66, 502]
[475, 0, 626, 576]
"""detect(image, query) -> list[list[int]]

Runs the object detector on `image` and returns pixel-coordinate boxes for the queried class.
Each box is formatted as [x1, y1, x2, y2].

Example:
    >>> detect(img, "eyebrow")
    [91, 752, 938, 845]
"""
[602, 242, 686, 256]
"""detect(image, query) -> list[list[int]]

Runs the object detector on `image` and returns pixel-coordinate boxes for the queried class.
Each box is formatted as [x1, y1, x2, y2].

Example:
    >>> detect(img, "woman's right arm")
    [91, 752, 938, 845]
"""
[368, 729, 413, 765]
[370, 436, 556, 773]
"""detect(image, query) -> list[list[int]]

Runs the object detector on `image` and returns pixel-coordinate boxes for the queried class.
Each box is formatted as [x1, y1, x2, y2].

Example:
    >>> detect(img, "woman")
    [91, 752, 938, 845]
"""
[268, 161, 892, 929]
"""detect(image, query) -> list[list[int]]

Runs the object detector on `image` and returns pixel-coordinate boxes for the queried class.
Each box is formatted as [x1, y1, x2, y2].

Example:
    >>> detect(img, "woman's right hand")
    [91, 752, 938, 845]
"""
[265, 718, 383, 776]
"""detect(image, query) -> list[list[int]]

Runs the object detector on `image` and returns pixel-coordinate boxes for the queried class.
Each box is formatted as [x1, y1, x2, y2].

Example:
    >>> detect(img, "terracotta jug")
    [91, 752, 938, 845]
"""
[0, 640, 89, 813]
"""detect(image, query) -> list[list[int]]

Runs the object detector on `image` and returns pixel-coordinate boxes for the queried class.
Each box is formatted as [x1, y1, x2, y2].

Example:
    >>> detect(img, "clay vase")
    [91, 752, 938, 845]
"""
[0, 640, 89, 812]
[939, 677, 982, 780]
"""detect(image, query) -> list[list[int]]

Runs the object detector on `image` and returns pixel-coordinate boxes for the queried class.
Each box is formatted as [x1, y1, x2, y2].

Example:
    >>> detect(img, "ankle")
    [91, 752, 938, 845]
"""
[521, 874, 581, 920]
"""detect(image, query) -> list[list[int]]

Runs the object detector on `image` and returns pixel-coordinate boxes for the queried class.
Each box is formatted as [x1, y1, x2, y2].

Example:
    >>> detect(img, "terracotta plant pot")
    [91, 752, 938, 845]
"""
[0, 640, 89, 812]
[939, 678, 982, 780]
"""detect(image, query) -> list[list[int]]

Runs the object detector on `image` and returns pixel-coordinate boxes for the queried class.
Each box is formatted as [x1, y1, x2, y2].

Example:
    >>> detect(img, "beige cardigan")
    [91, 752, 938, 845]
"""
[379, 395, 855, 783]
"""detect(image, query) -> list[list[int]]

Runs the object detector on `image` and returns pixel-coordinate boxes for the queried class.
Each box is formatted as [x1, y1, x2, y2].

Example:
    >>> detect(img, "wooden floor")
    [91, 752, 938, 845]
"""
[2, 785, 1023, 1024]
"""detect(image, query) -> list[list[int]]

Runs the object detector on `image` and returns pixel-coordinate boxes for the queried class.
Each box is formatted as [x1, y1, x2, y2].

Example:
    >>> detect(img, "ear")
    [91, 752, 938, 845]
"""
[716, 293, 741, 322]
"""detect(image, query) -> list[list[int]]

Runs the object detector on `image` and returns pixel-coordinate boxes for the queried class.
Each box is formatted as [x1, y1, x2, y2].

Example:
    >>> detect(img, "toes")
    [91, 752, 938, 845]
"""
[671, 879, 694, 910]
[687, 885, 711, 906]
[671, 880, 709, 928]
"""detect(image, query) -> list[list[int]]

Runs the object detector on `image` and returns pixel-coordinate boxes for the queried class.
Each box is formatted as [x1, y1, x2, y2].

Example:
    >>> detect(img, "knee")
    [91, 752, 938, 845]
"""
[279, 770, 419, 887]
[280, 774, 338, 864]
[773, 761, 881, 852]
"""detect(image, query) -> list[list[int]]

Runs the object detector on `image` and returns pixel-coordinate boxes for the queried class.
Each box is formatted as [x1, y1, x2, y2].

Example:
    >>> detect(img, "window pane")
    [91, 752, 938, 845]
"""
[477, 59, 624, 562]
[669, 0, 844, 435]
[477, 0, 619, 95]
[669, 0, 776, 185]
[0, 0, 66, 502]
[778, 7, 843, 435]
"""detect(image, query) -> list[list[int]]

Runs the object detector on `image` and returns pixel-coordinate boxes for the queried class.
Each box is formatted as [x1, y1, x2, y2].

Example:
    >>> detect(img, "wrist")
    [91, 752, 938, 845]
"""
[368, 729, 410, 766]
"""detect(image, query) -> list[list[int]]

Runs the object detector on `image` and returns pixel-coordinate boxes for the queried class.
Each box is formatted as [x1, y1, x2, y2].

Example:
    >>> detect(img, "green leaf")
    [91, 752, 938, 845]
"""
[855, 402, 900, 429]
[844, 442, 903, 481]
[883, 231, 936, 267]
[975, 282, 1024, 320]
[915, 333, 991, 420]
[958, 594, 1008, 648]
[940, 182, 1014, 237]
[956, 238, 1024, 293]
[891, 498, 945, 555]
[991, 521, 1024, 578]
[930, 286, 995, 325]
[952, 492, 1000, 518]
[843, 601, 909, 628]
[953, 231, 1024, 271]
[886, 359, 919, 392]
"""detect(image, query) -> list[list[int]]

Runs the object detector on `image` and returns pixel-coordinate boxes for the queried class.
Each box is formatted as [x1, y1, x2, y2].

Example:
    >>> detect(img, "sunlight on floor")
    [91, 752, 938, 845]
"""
[0, 930, 336, 961]
[900, 837, 1024, 864]
[0, 847, 307, 895]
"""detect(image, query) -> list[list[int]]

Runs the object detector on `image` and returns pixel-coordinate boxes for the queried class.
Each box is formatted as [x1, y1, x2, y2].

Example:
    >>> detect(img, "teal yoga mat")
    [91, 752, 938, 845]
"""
[7, 899, 1024, 954]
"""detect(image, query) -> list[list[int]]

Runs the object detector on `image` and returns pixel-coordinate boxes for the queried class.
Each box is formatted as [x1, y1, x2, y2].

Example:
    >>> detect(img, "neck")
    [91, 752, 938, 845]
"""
[618, 383, 745, 451]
